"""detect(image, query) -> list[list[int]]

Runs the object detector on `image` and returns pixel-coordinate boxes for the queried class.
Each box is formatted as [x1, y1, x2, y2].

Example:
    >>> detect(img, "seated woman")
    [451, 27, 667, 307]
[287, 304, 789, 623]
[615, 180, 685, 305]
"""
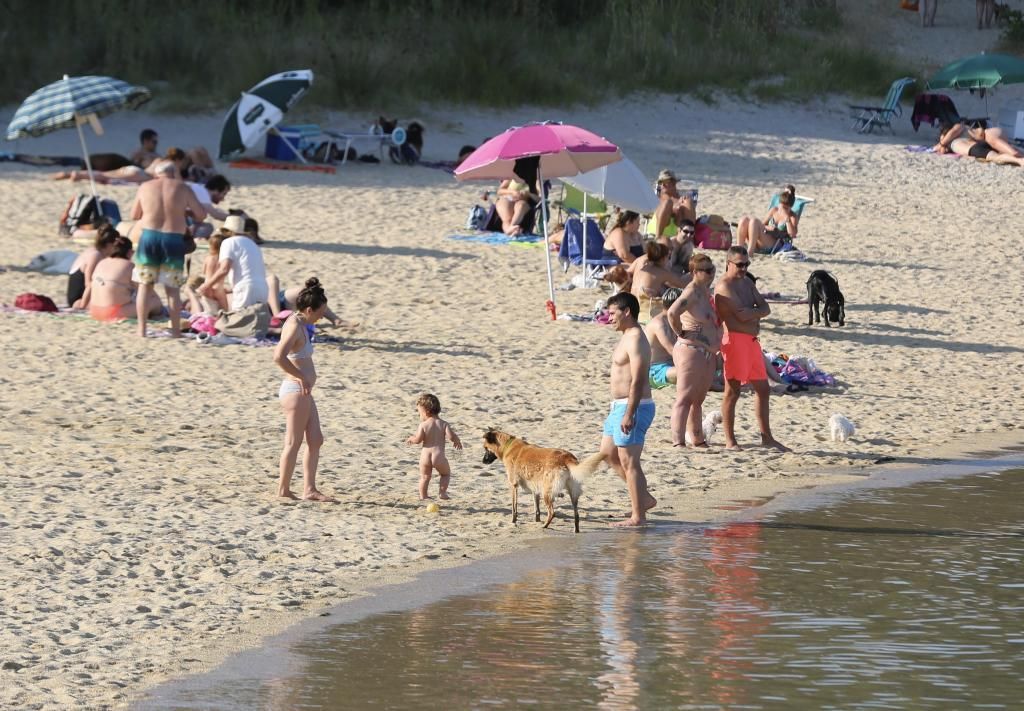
[629, 241, 692, 321]
[935, 121, 1024, 166]
[604, 211, 645, 263]
[494, 178, 538, 236]
[182, 232, 230, 315]
[68, 224, 119, 309]
[735, 184, 799, 256]
[53, 147, 191, 184]
[89, 236, 163, 322]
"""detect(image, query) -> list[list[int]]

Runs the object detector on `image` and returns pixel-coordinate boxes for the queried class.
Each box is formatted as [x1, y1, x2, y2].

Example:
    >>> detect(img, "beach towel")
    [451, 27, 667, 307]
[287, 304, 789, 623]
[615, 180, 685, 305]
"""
[228, 158, 337, 175]
[778, 356, 836, 387]
[0, 152, 84, 167]
[447, 232, 543, 245]
[419, 160, 458, 173]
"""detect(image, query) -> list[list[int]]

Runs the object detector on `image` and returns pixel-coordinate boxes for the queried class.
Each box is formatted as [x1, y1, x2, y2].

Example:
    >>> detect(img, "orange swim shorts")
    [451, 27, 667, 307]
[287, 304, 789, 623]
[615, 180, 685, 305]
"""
[721, 331, 767, 384]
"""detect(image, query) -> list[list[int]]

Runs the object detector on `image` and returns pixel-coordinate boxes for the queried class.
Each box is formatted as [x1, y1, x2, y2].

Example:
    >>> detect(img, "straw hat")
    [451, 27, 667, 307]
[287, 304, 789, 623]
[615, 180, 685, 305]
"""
[656, 169, 679, 184]
[222, 215, 246, 235]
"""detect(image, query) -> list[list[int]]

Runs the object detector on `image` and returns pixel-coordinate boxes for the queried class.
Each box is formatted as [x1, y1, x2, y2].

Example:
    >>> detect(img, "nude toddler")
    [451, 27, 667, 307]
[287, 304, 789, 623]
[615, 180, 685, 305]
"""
[406, 393, 462, 500]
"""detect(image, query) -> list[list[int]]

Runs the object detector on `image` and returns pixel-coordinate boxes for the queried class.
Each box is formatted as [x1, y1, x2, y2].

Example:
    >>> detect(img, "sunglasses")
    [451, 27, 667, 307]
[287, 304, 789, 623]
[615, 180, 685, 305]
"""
[696, 266, 715, 274]
[680, 229, 695, 235]
[730, 261, 751, 269]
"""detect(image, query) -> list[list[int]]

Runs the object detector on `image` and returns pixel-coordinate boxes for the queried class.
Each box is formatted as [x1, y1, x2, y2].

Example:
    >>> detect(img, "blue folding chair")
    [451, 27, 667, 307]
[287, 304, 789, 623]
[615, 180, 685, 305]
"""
[765, 193, 814, 254]
[558, 217, 619, 281]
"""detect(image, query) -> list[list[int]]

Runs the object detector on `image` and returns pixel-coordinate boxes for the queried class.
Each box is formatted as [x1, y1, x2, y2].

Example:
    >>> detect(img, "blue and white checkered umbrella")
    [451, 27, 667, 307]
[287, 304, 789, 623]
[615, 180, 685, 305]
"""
[6, 75, 151, 140]
[5, 75, 151, 204]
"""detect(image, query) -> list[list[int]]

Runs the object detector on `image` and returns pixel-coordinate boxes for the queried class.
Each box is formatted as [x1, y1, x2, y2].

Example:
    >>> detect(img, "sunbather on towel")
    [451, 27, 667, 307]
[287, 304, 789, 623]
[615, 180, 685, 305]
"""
[266, 273, 342, 326]
[52, 147, 191, 184]
[935, 121, 1024, 166]
[495, 177, 538, 236]
[735, 184, 799, 257]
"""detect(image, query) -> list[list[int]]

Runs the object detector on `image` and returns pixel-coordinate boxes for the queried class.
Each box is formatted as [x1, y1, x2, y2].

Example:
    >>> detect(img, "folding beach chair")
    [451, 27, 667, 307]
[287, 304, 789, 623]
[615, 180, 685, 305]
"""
[558, 216, 619, 282]
[849, 77, 916, 134]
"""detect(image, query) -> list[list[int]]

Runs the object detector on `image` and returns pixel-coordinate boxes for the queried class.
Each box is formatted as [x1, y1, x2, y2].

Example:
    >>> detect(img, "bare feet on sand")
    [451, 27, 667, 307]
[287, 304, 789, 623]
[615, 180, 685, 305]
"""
[611, 517, 648, 528]
[760, 435, 791, 452]
[278, 490, 300, 500]
[622, 494, 657, 519]
[439, 493, 450, 500]
[304, 490, 338, 502]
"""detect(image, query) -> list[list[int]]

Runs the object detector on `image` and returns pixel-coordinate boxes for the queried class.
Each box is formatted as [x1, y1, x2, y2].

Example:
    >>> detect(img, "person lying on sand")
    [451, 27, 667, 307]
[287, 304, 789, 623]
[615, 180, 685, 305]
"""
[935, 121, 1024, 166]
[52, 147, 191, 184]
[267, 273, 343, 326]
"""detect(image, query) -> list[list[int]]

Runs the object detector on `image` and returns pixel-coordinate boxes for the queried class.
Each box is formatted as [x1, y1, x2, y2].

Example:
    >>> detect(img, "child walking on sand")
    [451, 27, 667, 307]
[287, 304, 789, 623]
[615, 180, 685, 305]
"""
[406, 393, 462, 500]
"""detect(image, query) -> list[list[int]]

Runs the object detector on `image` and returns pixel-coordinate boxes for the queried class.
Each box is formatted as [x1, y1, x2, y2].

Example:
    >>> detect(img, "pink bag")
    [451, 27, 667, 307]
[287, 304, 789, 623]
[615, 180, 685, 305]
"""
[694, 221, 732, 250]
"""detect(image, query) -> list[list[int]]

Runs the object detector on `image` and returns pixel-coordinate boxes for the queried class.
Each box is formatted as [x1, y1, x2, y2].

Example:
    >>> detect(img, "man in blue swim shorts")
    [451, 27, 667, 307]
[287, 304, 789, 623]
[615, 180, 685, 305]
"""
[600, 292, 657, 528]
[643, 287, 683, 390]
[130, 161, 207, 337]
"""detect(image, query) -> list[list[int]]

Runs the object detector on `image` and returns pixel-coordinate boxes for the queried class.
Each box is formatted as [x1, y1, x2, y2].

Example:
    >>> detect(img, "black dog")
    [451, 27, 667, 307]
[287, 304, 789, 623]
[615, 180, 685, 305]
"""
[378, 116, 423, 165]
[806, 270, 845, 327]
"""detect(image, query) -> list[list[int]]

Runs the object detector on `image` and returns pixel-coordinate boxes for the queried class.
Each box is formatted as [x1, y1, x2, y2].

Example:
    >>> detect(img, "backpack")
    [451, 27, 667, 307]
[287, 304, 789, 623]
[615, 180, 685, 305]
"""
[58, 195, 121, 236]
[694, 215, 732, 250]
[466, 204, 489, 231]
[14, 293, 58, 312]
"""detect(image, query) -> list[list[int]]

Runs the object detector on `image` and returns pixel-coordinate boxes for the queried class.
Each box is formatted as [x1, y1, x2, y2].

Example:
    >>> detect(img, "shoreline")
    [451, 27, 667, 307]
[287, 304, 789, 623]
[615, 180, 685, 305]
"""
[3, 86, 1024, 710]
[135, 431, 1024, 708]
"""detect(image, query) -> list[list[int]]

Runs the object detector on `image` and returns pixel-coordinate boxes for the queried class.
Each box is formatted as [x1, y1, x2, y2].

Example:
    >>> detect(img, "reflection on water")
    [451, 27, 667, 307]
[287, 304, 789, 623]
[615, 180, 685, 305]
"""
[149, 469, 1024, 710]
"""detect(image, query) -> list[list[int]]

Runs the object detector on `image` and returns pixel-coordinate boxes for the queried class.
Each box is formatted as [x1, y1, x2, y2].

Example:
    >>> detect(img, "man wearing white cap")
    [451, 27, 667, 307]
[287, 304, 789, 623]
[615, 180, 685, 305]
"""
[198, 215, 268, 310]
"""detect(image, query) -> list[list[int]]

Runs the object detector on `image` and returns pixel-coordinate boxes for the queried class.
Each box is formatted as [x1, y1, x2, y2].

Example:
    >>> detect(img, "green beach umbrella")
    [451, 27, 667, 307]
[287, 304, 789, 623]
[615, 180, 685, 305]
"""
[929, 52, 1024, 91]
[219, 69, 313, 160]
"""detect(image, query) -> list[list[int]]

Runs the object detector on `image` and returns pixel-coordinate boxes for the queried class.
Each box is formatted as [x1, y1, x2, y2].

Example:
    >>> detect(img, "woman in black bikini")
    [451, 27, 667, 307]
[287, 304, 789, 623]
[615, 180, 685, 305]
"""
[604, 210, 645, 263]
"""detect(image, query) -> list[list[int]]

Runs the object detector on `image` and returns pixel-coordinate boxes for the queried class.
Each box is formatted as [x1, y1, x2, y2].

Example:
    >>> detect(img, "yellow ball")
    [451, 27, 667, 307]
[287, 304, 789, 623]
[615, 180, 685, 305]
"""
[425, 502, 440, 514]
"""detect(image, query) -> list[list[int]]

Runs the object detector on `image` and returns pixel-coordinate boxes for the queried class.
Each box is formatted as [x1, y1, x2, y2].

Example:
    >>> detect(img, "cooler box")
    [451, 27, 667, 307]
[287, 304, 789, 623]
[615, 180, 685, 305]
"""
[997, 108, 1024, 141]
[265, 126, 303, 161]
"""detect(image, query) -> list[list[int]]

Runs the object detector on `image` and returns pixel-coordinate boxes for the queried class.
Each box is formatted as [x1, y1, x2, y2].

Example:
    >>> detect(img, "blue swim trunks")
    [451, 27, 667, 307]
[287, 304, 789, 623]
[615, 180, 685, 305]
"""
[649, 361, 673, 389]
[602, 399, 656, 447]
[134, 229, 187, 287]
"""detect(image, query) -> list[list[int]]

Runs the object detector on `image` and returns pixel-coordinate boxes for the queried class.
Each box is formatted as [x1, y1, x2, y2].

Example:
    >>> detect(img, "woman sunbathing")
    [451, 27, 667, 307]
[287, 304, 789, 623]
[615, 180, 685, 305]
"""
[604, 211, 645, 263]
[89, 236, 163, 322]
[53, 147, 192, 183]
[735, 184, 799, 256]
[935, 121, 1024, 166]
[494, 178, 537, 236]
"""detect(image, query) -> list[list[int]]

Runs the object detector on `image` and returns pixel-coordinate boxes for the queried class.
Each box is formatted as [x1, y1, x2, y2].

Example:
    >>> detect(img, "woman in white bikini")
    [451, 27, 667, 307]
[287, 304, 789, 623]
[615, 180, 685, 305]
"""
[273, 277, 336, 502]
[667, 253, 721, 448]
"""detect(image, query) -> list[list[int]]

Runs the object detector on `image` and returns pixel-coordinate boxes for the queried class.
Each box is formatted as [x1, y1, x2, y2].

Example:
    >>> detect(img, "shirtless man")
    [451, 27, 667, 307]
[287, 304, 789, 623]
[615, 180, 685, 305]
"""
[714, 246, 788, 451]
[643, 287, 683, 392]
[129, 129, 159, 168]
[130, 161, 207, 337]
[601, 292, 657, 527]
[651, 169, 695, 243]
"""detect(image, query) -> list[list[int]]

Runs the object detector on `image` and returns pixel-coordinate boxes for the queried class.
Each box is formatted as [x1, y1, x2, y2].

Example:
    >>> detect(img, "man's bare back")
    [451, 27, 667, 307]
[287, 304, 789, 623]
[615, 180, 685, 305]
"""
[132, 176, 205, 234]
[644, 313, 676, 367]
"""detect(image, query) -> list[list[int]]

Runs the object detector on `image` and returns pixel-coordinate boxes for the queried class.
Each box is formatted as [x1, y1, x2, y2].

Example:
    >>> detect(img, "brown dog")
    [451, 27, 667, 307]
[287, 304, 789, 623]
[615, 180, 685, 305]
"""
[482, 429, 605, 533]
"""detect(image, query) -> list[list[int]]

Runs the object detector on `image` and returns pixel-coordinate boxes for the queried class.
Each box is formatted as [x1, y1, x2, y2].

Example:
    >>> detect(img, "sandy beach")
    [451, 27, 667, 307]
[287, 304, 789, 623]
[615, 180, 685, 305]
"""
[3, 4, 1024, 708]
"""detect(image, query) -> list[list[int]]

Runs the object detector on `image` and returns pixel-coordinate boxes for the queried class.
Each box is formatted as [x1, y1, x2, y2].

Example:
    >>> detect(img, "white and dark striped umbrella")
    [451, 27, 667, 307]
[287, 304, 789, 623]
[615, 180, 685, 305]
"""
[6, 75, 151, 140]
[219, 69, 313, 159]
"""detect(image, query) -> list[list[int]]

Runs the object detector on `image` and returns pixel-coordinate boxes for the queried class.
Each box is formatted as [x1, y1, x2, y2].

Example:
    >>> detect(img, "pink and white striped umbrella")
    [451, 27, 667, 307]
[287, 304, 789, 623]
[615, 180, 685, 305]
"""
[454, 122, 621, 181]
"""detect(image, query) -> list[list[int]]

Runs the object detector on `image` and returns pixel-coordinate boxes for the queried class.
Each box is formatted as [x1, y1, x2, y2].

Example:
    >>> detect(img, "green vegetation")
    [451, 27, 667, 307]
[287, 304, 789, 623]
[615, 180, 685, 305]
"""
[0, 0, 914, 112]
[998, 6, 1024, 51]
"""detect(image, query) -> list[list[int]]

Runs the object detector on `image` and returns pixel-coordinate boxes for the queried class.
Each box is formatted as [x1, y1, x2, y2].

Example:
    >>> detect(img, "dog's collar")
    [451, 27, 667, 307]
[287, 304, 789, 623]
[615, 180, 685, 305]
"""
[498, 437, 517, 456]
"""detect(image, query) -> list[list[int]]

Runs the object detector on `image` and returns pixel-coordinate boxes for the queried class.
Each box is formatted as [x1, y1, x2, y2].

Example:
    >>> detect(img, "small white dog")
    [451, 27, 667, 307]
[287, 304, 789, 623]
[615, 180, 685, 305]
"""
[685, 411, 723, 446]
[829, 414, 856, 442]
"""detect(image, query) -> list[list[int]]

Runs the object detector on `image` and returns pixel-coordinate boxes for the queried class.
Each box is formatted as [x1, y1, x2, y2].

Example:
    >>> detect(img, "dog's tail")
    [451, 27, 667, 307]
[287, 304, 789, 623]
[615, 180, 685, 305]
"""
[568, 451, 606, 483]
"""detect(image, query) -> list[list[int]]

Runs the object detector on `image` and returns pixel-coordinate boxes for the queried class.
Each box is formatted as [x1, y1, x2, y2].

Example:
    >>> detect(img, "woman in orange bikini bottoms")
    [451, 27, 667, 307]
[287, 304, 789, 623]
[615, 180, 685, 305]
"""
[88, 236, 163, 322]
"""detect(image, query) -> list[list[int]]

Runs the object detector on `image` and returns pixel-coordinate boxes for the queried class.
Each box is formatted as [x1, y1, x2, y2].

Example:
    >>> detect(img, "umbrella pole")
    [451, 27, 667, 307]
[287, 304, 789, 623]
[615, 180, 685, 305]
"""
[73, 112, 102, 217]
[539, 167, 556, 320]
[581, 193, 588, 286]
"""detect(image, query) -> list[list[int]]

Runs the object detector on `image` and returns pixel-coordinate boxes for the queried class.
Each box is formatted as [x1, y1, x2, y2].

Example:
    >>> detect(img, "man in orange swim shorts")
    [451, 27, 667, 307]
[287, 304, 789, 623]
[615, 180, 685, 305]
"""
[714, 246, 789, 452]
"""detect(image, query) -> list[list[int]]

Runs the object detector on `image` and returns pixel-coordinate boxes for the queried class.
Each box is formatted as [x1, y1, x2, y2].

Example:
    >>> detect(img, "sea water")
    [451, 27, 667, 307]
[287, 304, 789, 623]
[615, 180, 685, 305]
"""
[143, 466, 1024, 710]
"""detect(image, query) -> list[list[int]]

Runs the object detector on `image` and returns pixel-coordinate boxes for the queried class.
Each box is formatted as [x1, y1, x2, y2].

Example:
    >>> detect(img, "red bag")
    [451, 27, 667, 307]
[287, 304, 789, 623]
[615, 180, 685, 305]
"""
[14, 293, 58, 312]
[900, 0, 919, 11]
[694, 215, 732, 250]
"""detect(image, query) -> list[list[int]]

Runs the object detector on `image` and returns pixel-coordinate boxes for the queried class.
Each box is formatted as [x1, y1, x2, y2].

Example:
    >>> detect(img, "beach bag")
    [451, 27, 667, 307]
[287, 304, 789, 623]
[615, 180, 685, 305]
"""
[694, 214, 732, 250]
[14, 293, 58, 312]
[58, 194, 120, 236]
[466, 204, 489, 231]
[215, 302, 271, 338]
